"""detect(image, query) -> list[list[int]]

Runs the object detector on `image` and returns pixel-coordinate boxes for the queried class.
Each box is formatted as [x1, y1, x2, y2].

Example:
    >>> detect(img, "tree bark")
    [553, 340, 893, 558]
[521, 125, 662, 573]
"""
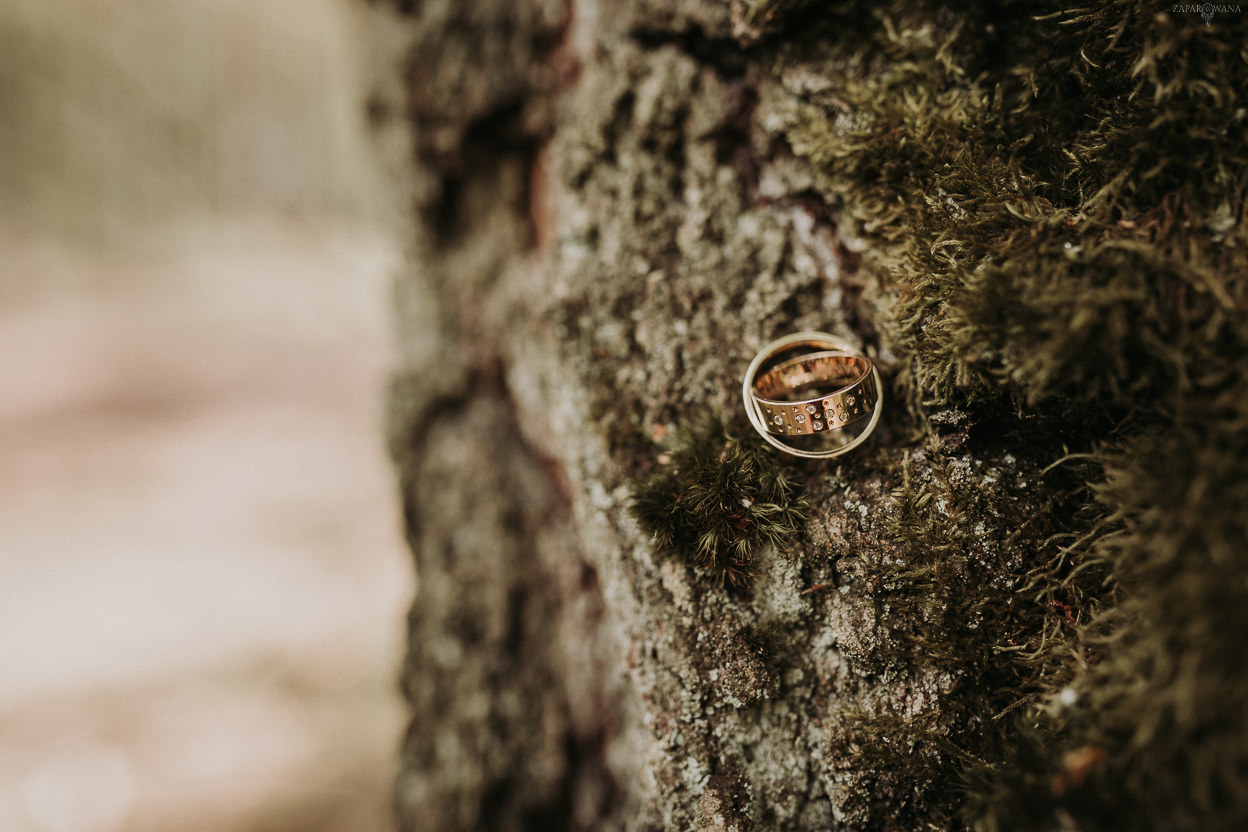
[377, 1, 1248, 830]
[381, 2, 1023, 829]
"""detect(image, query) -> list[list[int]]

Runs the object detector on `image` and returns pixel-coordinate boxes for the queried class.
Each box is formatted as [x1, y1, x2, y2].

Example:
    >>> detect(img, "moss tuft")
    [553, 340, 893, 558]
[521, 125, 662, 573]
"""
[785, 1, 1248, 411]
[628, 414, 807, 587]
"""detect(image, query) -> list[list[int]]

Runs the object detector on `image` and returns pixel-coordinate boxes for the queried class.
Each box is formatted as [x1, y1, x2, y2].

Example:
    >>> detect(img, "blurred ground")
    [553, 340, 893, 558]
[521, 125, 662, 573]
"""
[0, 3, 412, 831]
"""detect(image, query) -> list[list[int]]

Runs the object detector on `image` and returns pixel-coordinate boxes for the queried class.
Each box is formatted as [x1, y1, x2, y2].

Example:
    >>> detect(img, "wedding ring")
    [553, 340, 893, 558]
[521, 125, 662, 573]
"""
[753, 351, 877, 435]
[742, 331, 883, 459]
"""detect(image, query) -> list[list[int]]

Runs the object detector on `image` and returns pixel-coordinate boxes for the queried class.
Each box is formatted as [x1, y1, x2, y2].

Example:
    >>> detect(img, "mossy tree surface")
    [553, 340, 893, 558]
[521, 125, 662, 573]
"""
[383, 0, 1248, 829]
[630, 414, 809, 588]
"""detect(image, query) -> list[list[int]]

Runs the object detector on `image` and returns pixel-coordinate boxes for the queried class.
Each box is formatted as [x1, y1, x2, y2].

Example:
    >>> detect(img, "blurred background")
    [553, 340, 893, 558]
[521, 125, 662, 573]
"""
[0, 1, 412, 830]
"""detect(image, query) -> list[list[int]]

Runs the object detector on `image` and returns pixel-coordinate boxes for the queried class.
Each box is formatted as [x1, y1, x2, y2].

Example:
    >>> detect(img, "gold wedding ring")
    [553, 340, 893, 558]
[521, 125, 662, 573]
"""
[742, 332, 883, 459]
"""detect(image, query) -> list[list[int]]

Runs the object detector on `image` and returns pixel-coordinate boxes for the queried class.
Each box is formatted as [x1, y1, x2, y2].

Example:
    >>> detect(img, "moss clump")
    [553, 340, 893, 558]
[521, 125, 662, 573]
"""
[785, 1, 1247, 413]
[629, 415, 807, 587]
[964, 400, 1248, 831]
[772, 1, 1248, 829]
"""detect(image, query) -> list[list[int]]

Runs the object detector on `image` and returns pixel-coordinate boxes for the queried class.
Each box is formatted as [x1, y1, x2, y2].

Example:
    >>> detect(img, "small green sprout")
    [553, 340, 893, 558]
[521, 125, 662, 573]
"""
[628, 414, 807, 587]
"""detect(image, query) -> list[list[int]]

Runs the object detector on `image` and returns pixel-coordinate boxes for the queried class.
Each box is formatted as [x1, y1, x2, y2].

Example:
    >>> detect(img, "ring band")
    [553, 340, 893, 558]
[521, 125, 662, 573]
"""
[752, 351, 878, 436]
[742, 332, 883, 459]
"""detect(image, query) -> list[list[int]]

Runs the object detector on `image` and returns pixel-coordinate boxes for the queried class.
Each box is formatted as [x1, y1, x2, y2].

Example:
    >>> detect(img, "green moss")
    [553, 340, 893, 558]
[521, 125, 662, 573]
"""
[828, 444, 1100, 829]
[833, 707, 981, 830]
[970, 400, 1248, 831]
[778, 2, 1248, 828]
[869, 451, 1069, 675]
[628, 414, 807, 587]
[786, 1, 1247, 410]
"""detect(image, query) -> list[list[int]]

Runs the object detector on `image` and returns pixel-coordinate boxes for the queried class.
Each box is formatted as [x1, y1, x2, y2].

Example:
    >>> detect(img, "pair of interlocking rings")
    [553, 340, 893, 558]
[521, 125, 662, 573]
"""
[742, 331, 882, 459]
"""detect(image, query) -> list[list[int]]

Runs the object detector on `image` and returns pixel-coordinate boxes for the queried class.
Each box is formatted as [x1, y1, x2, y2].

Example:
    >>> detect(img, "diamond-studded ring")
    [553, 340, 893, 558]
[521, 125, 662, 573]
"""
[742, 332, 883, 459]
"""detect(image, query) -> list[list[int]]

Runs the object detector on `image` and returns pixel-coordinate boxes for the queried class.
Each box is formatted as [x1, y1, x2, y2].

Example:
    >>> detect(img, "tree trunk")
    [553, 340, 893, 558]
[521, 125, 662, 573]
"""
[378, 1, 1248, 830]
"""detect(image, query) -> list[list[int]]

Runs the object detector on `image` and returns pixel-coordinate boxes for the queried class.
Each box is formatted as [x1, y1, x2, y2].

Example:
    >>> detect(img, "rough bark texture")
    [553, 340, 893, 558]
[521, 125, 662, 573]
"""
[381, 2, 1032, 829]
[386, 6, 885, 828]
[378, 1, 1248, 830]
